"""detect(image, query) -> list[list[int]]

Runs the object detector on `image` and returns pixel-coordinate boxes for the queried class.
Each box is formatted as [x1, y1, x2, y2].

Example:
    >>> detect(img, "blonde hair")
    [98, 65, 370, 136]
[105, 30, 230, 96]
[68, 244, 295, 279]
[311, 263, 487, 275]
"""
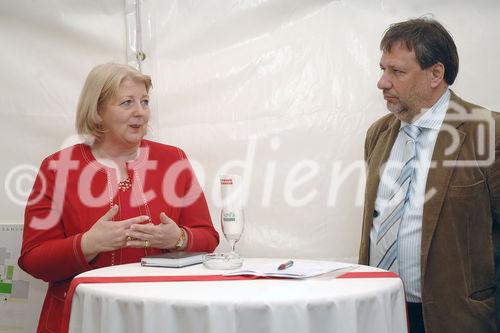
[75, 62, 152, 140]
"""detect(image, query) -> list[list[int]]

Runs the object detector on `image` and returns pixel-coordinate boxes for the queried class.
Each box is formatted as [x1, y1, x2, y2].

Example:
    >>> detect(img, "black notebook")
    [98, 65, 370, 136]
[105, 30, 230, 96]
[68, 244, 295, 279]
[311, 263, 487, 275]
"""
[141, 251, 207, 268]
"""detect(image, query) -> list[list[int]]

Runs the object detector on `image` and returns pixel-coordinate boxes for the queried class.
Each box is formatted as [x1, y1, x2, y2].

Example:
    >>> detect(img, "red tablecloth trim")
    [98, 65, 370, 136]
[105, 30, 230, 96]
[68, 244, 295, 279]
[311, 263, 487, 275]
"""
[61, 271, 401, 333]
[336, 271, 399, 278]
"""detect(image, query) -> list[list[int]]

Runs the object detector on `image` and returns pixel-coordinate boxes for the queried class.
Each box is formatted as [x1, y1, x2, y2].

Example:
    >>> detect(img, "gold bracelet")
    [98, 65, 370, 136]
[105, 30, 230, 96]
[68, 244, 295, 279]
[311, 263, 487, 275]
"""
[174, 227, 187, 250]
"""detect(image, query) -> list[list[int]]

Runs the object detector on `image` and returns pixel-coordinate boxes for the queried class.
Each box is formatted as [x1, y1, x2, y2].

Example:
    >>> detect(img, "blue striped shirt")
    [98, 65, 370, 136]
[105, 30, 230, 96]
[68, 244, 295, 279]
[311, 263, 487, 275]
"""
[371, 89, 450, 302]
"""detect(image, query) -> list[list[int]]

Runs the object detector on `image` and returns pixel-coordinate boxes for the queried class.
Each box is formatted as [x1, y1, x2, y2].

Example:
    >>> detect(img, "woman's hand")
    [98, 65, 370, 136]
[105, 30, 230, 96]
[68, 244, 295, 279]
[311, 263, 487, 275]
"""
[126, 212, 186, 250]
[81, 205, 150, 262]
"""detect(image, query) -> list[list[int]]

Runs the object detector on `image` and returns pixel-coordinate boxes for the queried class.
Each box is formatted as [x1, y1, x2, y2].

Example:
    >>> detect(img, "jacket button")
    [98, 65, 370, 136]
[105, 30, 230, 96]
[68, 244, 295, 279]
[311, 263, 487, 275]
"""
[64, 292, 67, 298]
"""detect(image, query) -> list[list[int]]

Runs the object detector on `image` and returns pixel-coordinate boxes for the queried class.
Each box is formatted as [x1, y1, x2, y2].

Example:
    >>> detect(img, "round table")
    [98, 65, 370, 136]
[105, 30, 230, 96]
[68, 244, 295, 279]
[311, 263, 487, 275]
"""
[68, 258, 407, 333]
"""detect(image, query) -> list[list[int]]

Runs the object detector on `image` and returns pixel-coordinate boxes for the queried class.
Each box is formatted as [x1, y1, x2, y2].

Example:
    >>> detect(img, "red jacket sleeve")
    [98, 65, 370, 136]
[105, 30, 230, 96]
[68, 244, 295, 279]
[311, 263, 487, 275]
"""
[175, 149, 220, 252]
[18, 156, 92, 283]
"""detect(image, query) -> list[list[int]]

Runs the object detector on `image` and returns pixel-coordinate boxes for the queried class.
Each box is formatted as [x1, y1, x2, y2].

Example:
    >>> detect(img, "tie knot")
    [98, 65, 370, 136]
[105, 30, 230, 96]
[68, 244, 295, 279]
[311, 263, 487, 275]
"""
[402, 124, 421, 141]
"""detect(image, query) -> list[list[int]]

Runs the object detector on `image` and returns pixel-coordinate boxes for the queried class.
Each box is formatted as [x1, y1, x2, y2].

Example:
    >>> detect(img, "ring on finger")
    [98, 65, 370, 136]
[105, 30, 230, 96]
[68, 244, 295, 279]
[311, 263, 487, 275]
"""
[126, 236, 132, 241]
[144, 240, 150, 248]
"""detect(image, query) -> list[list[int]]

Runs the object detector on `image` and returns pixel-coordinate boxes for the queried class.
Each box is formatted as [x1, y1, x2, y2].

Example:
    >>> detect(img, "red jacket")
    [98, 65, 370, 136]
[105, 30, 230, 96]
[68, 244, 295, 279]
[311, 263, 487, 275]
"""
[19, 140, 219, 332]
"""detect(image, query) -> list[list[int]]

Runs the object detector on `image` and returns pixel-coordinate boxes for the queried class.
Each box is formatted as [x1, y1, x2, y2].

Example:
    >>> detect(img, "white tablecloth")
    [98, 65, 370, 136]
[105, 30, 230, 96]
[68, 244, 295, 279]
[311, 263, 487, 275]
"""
[69, 258, 407, 333]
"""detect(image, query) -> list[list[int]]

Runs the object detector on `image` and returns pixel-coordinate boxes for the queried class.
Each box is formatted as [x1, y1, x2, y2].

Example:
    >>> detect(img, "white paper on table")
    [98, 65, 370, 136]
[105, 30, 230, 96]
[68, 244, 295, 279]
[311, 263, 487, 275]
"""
[223, 260, 353, 279]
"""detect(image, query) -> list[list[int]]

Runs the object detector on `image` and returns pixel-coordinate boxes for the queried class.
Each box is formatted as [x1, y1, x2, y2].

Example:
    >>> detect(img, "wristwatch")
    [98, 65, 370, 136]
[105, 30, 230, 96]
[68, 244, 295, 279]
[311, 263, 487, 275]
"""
[174, 227, 187, 250]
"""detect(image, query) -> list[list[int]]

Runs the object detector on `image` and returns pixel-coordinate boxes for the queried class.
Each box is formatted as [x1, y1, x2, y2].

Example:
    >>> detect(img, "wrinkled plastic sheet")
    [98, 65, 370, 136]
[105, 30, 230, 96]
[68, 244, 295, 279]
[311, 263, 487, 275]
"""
[2, 0, 500, 264]
[134, 0, 500, 261]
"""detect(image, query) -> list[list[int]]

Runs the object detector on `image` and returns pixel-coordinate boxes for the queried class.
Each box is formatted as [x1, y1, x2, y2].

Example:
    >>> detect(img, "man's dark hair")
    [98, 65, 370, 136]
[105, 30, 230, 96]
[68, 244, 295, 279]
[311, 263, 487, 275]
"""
[380, 18, 459, 85]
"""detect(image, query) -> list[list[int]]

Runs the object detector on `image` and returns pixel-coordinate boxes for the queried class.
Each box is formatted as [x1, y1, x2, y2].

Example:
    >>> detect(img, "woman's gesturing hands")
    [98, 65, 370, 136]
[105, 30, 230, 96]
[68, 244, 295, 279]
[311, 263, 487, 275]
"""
[125, 212, 185, 250]
[81, 205, 149, 262]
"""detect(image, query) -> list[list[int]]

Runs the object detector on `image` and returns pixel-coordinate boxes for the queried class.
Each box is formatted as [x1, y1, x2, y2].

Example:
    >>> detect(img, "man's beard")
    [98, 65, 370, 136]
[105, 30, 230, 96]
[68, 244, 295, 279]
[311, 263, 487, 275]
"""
[387, 99, 408, 115]
[386, 99, 416, 123]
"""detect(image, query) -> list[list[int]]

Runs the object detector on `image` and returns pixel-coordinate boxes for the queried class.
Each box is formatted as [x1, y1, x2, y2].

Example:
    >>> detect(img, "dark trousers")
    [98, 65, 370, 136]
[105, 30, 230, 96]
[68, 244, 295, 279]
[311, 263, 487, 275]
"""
[407, 302, 425, 333]
[495, 246, 500, 330]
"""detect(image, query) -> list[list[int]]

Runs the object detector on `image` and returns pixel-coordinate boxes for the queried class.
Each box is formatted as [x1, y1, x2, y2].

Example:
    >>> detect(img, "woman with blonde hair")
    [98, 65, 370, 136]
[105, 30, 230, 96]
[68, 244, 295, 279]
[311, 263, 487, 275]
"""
[19, 62, 219, 333]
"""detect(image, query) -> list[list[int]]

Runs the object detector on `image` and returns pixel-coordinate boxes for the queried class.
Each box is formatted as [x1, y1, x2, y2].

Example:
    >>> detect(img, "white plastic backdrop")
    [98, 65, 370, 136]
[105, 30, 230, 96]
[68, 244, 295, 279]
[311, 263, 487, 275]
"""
[2, 0, 500, 263]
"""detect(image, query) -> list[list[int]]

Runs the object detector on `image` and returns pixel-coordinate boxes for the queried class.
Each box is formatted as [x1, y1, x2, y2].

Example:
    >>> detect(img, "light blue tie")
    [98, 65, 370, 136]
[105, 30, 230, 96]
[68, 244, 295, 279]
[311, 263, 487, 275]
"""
[370, 124, 422, 272]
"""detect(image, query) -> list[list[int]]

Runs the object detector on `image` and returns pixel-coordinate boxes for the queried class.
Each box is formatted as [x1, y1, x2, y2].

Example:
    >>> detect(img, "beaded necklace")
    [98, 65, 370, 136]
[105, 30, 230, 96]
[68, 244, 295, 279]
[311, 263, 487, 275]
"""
[106, 164, 153, 265]
[117, 176, 132, 191]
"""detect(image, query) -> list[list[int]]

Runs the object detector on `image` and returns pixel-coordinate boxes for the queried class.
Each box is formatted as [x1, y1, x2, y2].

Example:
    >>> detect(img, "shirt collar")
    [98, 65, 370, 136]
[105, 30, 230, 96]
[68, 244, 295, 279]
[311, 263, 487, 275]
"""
[401, 89, 450, 130]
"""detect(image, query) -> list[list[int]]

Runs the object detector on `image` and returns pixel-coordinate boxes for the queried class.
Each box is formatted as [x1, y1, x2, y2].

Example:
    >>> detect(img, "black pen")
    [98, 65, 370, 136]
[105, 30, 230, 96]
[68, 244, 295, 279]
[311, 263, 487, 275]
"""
[277, 260, 294, 270]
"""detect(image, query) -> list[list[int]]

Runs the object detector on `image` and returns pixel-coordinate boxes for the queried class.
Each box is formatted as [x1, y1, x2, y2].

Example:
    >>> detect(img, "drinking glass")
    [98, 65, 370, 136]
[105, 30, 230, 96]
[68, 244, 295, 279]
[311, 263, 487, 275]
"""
[221, 202, 244, 258]
[203, 174, 245, 269]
